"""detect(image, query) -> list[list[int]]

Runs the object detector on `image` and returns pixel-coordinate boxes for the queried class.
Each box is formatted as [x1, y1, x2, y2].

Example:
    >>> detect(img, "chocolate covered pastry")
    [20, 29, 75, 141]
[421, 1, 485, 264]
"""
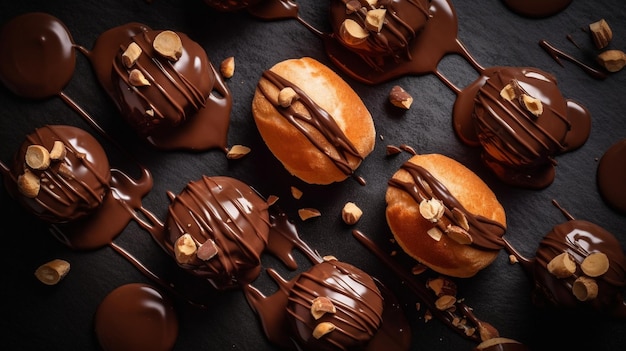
[252, 57, 375, 185]
[244, 256, 411, 351]
[385, 153, 507, 278]
[161, 175, 273, 290]
[82, 24, 232, 151]
[505, 207, 626, 318]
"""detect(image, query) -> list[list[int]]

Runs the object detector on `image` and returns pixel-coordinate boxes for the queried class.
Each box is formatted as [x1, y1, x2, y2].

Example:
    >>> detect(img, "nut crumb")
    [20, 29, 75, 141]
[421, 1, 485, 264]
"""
[220, 56, 235, 78]
[341, 202, 362, 225]
[389, 85, 413, 109]
[226, 145, 251, 159]
[35, 259, 70, 285]
[298, 208, 321, 221]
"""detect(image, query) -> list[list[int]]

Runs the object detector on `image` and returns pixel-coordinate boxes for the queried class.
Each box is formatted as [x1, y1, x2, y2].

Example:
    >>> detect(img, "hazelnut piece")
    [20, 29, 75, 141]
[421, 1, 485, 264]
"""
[226, 145, 251, 159]
[597, 50, 626, 72]
[341, 202, 362, 225]
[589, 19, 612, 49]
[521, 94, 543, 116]
[17, 169, 40, 198]
[547, 252, 576, 278]
[500, 83, 516, 101]
[25, 145, 51, 170]
[340, 19, 370, 46]
[434, 295, 457, 310]
[122, 42, 142, 68]
[35, 259, 71, 285]
[427, 227, 443, 241]
[298, 208, 321, 221]
[153, 30, 183, 62]
[572, 276, 598, 301]
[446, 225, 473, 245]
[220, 56, 235, 78]
[278, 87, 298, 107]
[129, 69, 151, 86]
[49, 141, 66, 160]
[174, 233, 197, 264]
[312, 322, 336, 339]
[310, 296, 336, 320]
[580, 252, 610, 277]
[365, 9, 386, 32]
[389, 85, 413, 109]
[419, 198, 445, 222]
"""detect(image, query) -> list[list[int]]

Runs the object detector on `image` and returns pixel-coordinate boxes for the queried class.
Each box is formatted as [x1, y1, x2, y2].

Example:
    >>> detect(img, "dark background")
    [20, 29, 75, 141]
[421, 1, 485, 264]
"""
[0, 0, 625, 350]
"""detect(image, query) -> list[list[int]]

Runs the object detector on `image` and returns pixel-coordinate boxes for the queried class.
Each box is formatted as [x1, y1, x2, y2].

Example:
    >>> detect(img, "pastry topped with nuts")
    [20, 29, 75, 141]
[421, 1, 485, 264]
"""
[454, 66, 592, 189]
[329, 0, 431, 62]
[385, 153, 507, 278]
[244, 256, 410, 351]
[162, 176, 273, 290]
[84, 24, 232, 151]
[506, 217, 626, 318]
[252, 57, 376, 185]
[4, 125, 111, 223]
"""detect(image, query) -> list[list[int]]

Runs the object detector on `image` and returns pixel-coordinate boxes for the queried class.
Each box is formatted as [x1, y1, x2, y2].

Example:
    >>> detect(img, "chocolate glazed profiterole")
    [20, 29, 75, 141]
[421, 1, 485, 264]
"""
[505, 202, 626, 318]
[77, 23, 232, 152]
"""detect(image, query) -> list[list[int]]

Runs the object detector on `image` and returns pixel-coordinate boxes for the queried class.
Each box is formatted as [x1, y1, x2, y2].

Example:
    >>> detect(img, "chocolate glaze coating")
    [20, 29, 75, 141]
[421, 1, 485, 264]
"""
[507, 219, 626, 318]
[453, 66, 591, 189]
[164, 176, 271, 290]
[4, 125, 111, 224]
[329, 0, 431, 61]
[244, 258, 411, 351]
[82, 23, 232, 151]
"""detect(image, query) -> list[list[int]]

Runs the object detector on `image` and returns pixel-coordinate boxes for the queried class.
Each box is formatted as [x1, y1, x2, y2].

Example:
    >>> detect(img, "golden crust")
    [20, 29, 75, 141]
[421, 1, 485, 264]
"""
[252, 57, 375, 184]
[385, 154, 506, 278]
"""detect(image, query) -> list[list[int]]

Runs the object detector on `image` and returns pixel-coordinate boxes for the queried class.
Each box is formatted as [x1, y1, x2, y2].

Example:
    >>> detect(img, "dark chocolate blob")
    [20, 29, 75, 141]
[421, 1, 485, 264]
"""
[94, 283, 179, 351]
[0, 12, 76, 99]
[502, 0, 573, 18]
[597, 139, 626, 214]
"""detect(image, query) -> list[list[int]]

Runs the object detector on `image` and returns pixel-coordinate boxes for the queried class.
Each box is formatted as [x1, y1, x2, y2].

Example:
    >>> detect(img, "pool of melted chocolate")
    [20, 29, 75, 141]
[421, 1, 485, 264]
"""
[0, 1, 625, 351]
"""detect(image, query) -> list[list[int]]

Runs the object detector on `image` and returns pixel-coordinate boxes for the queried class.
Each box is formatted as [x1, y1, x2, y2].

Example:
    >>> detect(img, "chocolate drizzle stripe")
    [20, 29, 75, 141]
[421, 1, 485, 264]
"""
[390, 161, 506, 250]
[261, 69, 361, 177]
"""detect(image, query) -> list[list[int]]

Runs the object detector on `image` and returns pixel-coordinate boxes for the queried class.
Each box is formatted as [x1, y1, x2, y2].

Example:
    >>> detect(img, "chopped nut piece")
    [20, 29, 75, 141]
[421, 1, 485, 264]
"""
[312, 322, 336, 339]
[500, 83, 516, 101]
[580, 252, 610, 277]
[434, 295, 456, 310]
[340, 19, 369, 45]
[278, 87, 298, 107]
[291, 186, 303, 199]
[35, 259, 71, 285]
[521, 94, 543, 116]
[589, 19, 612, 49]
[57, 163, 74, 179]
[427, 276, 457, 296]
[18, 169, 40, 198]
[427, 227, 443, 241]
[311, 296, 336, 319]
[419, 198, 445, 222]
[129, 69, 150, 86]
[345, 0, 361, 13]
[446, 225, 473, 245]
[220, 56, 235, 78]
[226, 145, 251, 159]
[509, 254, 518, 264]
[153, 30, 183, 61]
[122, 42, 142, 68]
[299, 208, 321, 221]
[266, 194, 279, 206]
[386, 145, 402, 156]
[196, 239, 218, 261]
[49, 141, 66, 160]
[25, 145, 51, 170]
[365, 9, 386, 32]
[389, 85, 413, 109]
[323, 255, 338, 262]
[597, 50, 626, 72]
[547, 252, 577, 278]
[174, 233, 197, 264]
[451, 208, 470, 231]
[572, 276, 598, 301]
[341, 202, 362, 225]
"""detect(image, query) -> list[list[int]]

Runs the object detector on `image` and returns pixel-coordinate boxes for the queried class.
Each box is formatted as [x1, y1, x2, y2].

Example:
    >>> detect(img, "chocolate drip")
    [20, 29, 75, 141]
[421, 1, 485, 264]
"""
[538, 40, 608, 80]
[389, 161, 506, 250]
[260, 69, 363, 180]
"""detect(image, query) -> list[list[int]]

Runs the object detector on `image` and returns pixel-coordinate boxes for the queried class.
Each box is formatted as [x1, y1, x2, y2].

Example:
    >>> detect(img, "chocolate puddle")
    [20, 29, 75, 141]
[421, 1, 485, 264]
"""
[596, 139, 626, 215]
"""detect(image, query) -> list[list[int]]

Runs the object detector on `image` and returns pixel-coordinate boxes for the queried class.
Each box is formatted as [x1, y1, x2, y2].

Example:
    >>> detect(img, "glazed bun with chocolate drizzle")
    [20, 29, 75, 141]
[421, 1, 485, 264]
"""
[83, 24, 232, 151]
[385, 153, 507, 278]
[252, 57, 376, 185]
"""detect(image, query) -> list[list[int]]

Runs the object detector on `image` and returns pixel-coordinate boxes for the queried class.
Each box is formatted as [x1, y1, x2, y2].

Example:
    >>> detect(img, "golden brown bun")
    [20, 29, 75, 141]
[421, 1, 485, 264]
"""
[252, 57, 375, 184]
[385, 154, 507, 278]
